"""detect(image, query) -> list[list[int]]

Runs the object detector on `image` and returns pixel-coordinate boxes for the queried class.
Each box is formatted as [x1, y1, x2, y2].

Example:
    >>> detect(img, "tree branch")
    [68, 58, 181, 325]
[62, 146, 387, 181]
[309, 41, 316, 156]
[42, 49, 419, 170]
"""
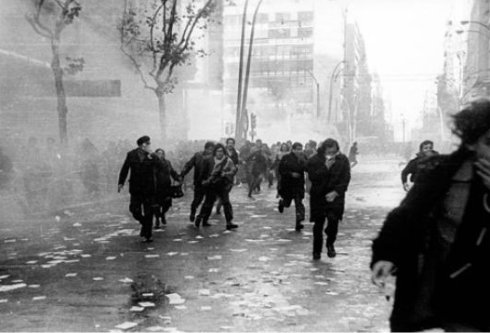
[161, 0, 169, 40]
[26, 14, 52, 38]
[29, 0, 55, 38]
[150, 3, 164, 77]
[120, 44, 157, 92]
[180, 0, 213, 52]
[165, 0, 178, 48]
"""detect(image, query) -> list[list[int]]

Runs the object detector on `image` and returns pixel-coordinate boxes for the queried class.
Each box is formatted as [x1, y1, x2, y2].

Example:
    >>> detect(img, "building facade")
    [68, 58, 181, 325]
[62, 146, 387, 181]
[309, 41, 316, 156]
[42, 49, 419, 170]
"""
[222, 0, 316, 141]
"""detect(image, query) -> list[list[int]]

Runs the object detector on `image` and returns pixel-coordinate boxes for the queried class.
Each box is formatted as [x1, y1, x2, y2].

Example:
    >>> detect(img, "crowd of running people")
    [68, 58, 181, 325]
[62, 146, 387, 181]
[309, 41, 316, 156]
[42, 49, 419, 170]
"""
[118, 136, 357, 260]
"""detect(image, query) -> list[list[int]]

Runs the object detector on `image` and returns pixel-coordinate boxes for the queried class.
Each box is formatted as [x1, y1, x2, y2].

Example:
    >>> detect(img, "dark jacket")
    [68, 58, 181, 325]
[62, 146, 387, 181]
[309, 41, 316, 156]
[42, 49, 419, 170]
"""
[226, 147, 240, 166]
[306, 152, 351, 222]
[371, 149, 474, 331]
[181, 151, 212, 187]
[278, 152, 306, 199]
[155, 158, 179, 197]
[246, 150, 268, 176]
[401, 151, 440, 184]
[118, 148, 156, 196]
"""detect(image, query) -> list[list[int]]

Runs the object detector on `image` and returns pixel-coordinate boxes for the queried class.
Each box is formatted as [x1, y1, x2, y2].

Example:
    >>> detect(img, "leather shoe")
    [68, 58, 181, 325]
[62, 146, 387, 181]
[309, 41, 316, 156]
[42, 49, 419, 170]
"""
[295, 223, 304, 231]
[194, 217, 201, 228]
[313, 252, 321, 260]
[327, 244, 336, 258]
[226, 223, 238, 230]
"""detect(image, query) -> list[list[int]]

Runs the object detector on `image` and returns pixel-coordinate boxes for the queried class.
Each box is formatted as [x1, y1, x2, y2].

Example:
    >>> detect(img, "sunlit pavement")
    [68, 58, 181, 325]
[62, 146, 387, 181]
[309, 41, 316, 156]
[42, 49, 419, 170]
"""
[0, 158, 406, 332]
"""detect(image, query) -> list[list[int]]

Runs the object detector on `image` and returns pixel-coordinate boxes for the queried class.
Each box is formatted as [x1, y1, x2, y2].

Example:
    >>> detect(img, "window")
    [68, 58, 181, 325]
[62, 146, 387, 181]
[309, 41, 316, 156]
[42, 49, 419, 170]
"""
[275, 12, 291, 23]
[298, 27, 313, 39]
[268, 28, 291, 39]
[298, 11, 314, 23]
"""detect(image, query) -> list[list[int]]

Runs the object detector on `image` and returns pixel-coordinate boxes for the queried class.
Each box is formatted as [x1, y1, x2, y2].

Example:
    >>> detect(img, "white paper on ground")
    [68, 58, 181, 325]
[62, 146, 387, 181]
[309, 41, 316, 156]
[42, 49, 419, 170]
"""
[166, 293, 185, 305]
[0, 283, 27, 292]
[198, 289, 210, 296]
[115, 322, 138, 330]
[138, 302, 155, 308]
[119, 278, 133, 283]
[130, 306, 144, 312]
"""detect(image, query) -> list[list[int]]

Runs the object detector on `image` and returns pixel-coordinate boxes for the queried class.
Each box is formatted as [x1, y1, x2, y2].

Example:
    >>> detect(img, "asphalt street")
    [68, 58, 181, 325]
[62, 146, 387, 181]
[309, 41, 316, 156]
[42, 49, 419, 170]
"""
[0, 158, 407, 332]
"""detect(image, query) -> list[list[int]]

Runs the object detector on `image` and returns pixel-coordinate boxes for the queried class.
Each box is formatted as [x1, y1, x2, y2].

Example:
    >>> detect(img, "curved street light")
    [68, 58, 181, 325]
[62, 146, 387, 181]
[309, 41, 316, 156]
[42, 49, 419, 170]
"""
[460, 20, 490, 31]
[307, 70, 320, 118]
[327, 60, 345, 122]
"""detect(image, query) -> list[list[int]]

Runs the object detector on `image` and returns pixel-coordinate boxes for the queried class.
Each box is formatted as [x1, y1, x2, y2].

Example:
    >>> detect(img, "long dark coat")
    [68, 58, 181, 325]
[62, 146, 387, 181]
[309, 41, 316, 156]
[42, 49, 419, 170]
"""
[278, 152, 306, 199]
[154, 158, 179, 198]
[371, 149, 473, 331]
[118, 148, 156, 196]
[306, 153, 351, 222]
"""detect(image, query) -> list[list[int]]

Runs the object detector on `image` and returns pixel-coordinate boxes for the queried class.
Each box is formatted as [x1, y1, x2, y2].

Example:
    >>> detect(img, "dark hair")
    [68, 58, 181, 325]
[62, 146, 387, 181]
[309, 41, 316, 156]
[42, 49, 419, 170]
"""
[137, 136, 150, 146]
[226, 138, 235, 145]
[452, 99, 490, 145]
[292, 142, 303, 150]
[155, 148, 165, 154]
[204, 141, 215, 150]
[318, 138, 340, 155]
[280, 143, 289, 152]
[213, 143, 227, 156]
[419, 140, 434, 152]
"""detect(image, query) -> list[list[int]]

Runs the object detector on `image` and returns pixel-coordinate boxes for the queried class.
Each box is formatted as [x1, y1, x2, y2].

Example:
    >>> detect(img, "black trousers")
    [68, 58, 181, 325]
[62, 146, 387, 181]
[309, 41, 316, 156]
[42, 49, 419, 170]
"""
[283, 194, 305, 223]
[190, 186, 206, 216]
[198, 186, 233, 224]
[129, 194, 153, 239]
[312, 211, 340, 254]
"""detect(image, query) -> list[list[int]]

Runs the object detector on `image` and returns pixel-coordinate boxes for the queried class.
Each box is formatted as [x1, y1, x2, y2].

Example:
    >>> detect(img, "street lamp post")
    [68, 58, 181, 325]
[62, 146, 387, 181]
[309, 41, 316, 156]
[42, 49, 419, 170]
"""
[307, 70, 320, 118]
[328, 61, 345, 122]
[460, 20, 490, 31]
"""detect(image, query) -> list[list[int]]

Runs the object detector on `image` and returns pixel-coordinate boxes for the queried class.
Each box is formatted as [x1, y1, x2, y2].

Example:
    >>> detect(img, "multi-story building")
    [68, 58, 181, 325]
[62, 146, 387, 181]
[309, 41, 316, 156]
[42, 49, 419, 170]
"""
[461, 0, 490, 104]
[221, 0, 316, 141]
[340, 19, 372, 143]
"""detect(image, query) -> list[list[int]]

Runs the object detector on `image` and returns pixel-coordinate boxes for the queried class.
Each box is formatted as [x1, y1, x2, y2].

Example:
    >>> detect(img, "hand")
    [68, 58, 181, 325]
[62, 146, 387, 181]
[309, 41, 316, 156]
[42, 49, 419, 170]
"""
[371, 260, 396, 287]
[475, 158, 490, 191]
[291, 172, 301, 178]
[117, 184, 123, 193]
[325, 191, 338, 202]
[403, 183, 411, 192]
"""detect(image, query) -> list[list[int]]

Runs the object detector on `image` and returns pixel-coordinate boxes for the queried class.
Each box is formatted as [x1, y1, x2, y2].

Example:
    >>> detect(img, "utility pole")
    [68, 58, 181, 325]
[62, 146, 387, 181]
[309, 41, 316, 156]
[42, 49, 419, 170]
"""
[241, 0, 264, 141]
[307, 70, 320, 118]
[235, 0, 249, 142]
[328, 61, 345, 122]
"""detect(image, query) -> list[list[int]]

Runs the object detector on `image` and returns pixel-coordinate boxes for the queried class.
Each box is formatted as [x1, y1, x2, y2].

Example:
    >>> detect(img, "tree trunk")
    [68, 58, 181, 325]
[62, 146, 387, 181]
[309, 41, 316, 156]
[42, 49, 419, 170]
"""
[51, 37, 68, 144]
[157, 91, 168, 144]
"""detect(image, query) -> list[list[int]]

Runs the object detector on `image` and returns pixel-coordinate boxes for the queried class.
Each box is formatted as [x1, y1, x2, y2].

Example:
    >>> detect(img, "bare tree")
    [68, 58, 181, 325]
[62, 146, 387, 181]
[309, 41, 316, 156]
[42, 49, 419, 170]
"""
[120, 0, 217, 143]
[26, 0, 83, 144]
